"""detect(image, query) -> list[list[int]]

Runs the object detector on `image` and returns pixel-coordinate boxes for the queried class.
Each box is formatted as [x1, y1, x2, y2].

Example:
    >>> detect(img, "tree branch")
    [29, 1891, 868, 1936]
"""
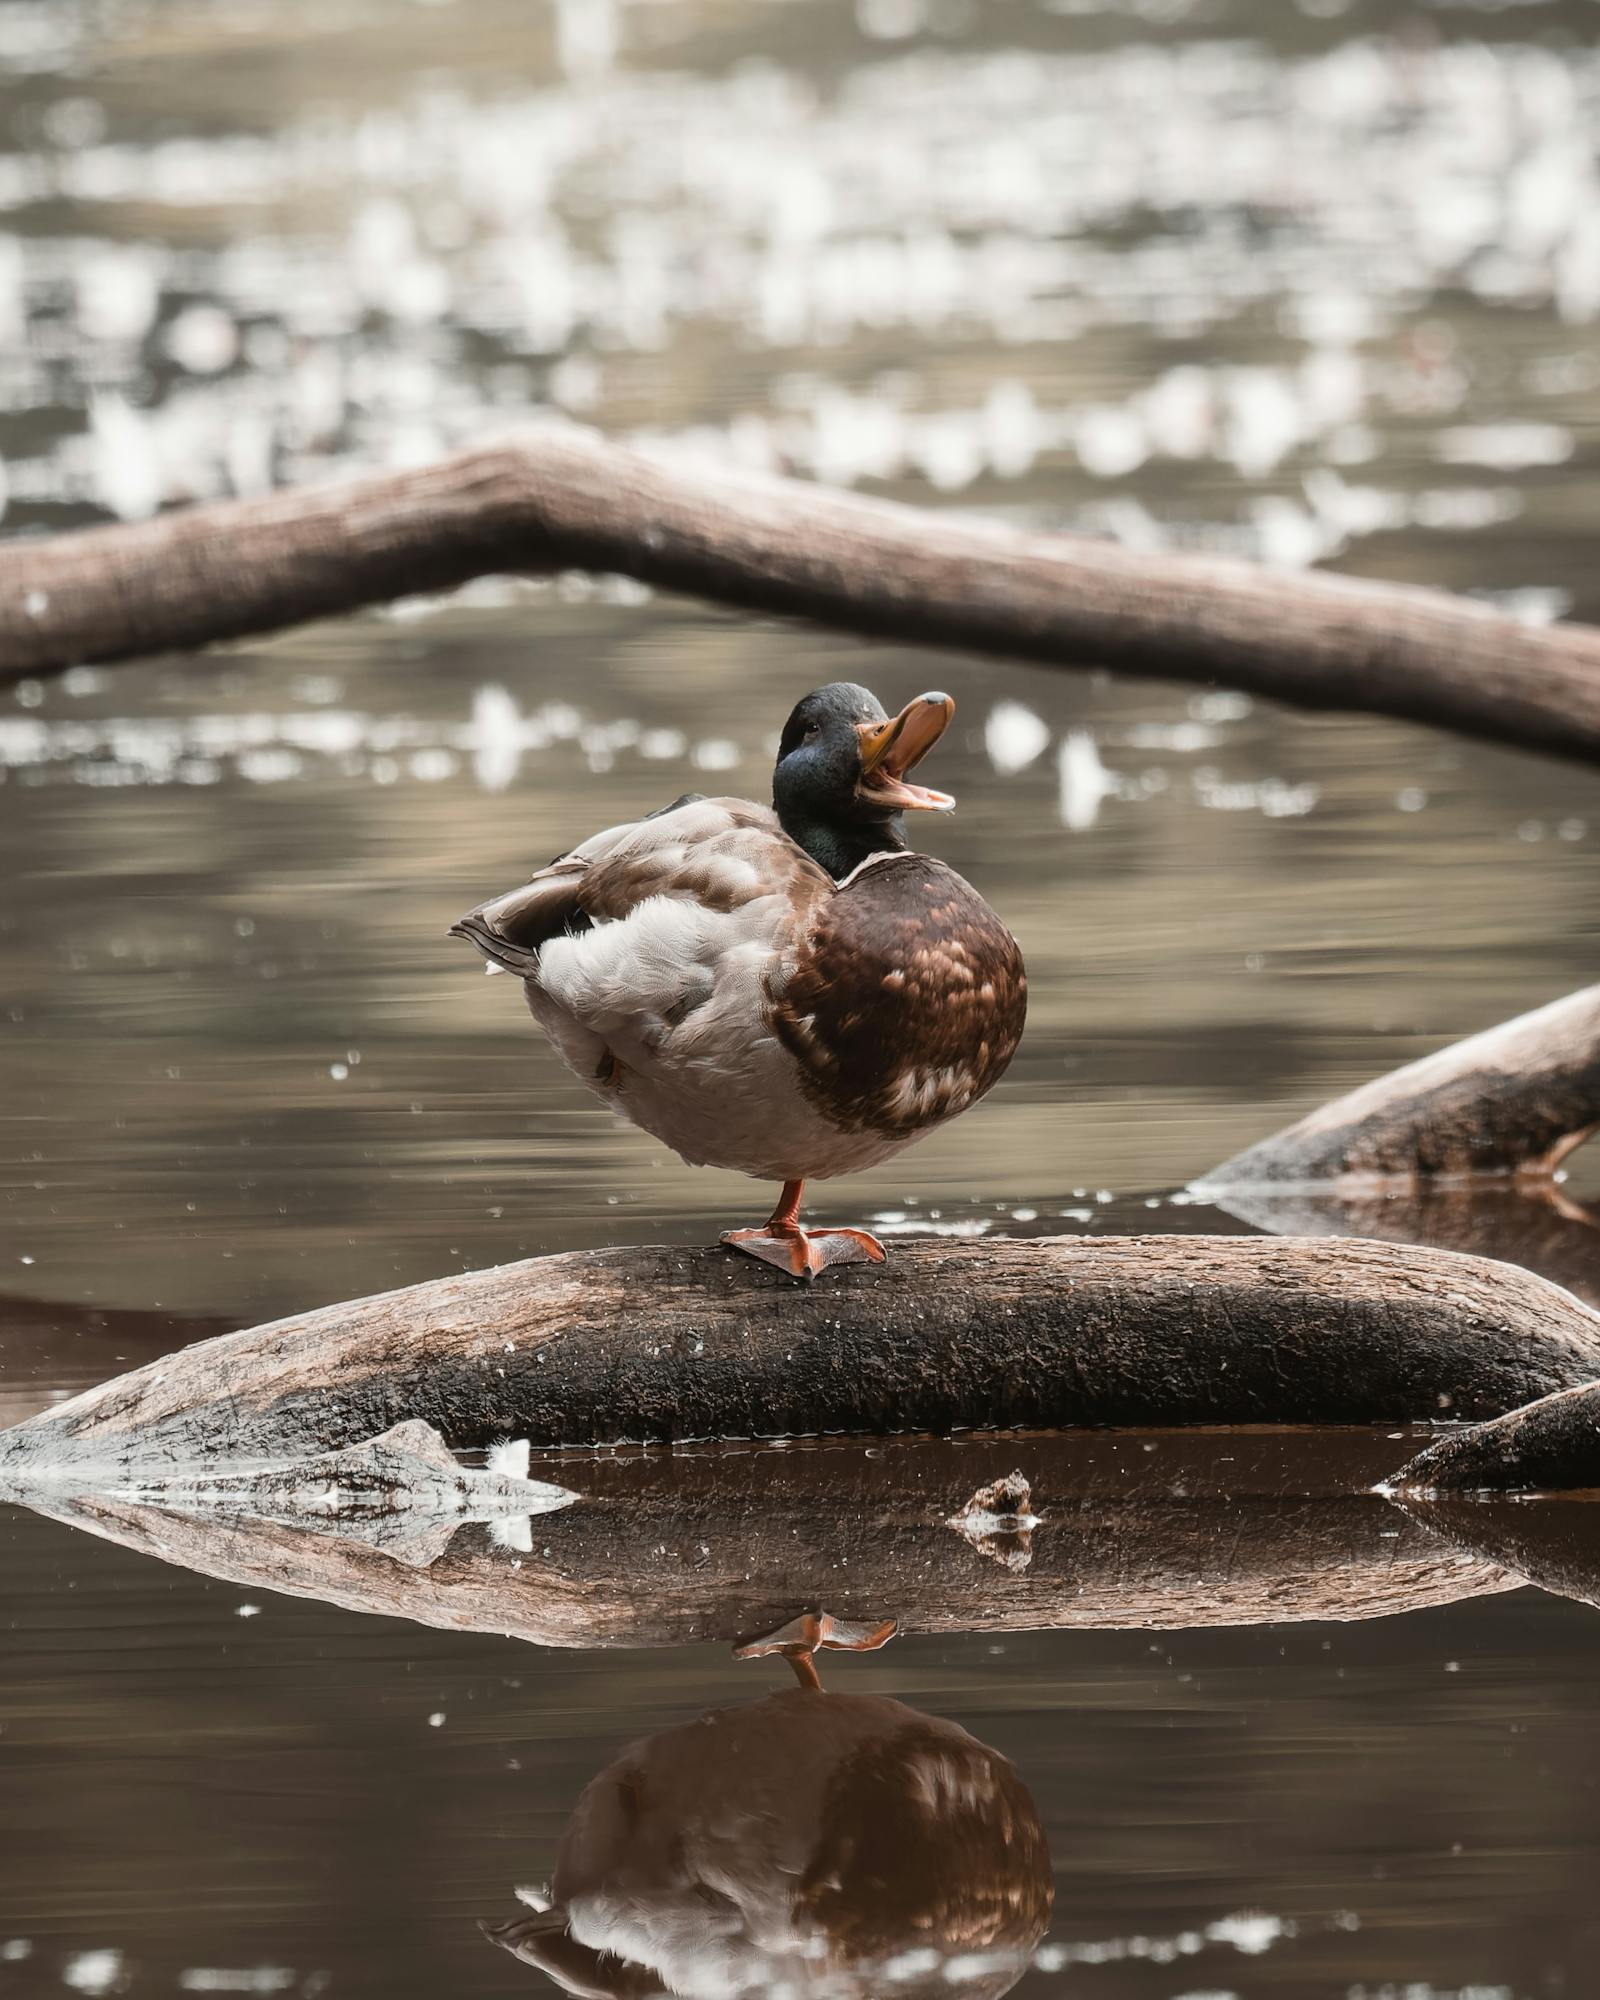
[5, 425, 1600, 764]
[1211, 1186, 1600, 1318]
[1204, 984, 1600, 1189]
[1391, 1489, 1600, 1613]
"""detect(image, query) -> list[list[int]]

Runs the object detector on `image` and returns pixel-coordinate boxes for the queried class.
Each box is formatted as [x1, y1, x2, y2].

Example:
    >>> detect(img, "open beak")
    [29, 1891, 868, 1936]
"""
[855, 692, 956, 813]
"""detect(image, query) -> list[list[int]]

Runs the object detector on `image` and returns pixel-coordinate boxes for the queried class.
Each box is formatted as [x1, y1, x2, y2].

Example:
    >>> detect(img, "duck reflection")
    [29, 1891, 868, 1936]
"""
[484, 1629, 1052, 1999]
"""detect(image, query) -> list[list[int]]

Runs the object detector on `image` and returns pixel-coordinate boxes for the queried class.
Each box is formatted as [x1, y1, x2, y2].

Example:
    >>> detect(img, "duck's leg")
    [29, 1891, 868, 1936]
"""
[734, 1610, 899, 1690]
[720, 1179, 886, 1280]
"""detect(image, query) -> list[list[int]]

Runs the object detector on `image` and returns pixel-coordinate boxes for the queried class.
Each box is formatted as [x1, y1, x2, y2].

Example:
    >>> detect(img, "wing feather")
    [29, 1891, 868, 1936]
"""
[451, 798, 826, 1014]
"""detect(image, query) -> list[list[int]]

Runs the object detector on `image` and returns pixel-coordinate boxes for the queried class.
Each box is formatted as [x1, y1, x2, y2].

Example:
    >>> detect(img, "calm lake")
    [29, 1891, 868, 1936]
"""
[2, 0, 1599, 1995]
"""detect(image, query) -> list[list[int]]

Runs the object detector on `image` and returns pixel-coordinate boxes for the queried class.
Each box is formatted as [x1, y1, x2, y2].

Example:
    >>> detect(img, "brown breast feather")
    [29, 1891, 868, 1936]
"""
[767, 853, 1027, 1139]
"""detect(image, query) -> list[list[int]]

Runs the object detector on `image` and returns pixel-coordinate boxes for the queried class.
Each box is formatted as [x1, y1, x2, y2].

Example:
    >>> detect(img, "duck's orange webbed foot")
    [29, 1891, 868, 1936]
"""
[720, 1224, 885, 1279]
[734, 1611, 898, 1690]
[720, 1180, 886, 1281]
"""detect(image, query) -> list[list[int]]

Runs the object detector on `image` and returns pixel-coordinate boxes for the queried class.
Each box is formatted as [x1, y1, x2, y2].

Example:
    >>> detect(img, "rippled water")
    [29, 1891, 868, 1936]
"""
[3, 0, 1600, 1994]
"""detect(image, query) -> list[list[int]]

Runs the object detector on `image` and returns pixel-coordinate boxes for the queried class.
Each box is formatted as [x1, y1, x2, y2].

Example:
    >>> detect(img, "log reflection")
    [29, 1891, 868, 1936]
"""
[484, 1666, 1051, 1999]
[9, 1431, 1519, 1646]
[1215, 1184, 1600, 1311]
[1393, 1498, 1600, 1617]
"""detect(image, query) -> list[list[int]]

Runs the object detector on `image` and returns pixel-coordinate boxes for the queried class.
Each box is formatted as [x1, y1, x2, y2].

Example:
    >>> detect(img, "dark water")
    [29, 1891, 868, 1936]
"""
[8, 1431, 1600, 2000]
[3, 0, 1600, 1994]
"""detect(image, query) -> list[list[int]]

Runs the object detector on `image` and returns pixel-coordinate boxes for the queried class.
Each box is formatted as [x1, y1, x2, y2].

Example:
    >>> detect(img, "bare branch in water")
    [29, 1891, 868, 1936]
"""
[1204, 984, 1600, 1188]
[5, 426, 1600, 764]
[1395, 1379, 1600, 1496]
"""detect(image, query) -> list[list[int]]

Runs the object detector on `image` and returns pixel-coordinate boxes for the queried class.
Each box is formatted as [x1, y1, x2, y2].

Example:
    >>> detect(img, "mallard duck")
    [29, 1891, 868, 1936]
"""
[451, 684, 1026, 1279]
[483, 1675, 1052, 1998]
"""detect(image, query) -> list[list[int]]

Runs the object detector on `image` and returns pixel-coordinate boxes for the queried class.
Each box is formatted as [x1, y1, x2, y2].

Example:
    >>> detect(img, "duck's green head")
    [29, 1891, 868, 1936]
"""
[773, 682, 955, 880]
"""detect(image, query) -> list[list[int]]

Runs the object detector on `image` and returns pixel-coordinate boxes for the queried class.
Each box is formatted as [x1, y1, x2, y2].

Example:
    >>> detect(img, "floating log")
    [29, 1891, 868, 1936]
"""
[4, 1237, 1600, 1484]
[1203, 984, 1600, 1188]
[1394, 1379, 1600, 1494]
[5, 426, 1600, 764]
[15, 1431, 1519, 1647]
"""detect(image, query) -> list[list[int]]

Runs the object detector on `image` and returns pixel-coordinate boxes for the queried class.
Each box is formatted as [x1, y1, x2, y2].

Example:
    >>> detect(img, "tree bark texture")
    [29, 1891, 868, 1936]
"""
[4, 1236, 1600, 1483]
[5, 427, 1600, 764]
[1394, 1379, 1600, 1494]
[1392, 1494, 1600, 1614]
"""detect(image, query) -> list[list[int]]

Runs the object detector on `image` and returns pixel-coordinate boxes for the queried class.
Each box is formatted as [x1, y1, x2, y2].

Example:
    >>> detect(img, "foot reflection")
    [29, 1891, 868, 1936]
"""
[483, 1636, 1052, 1998]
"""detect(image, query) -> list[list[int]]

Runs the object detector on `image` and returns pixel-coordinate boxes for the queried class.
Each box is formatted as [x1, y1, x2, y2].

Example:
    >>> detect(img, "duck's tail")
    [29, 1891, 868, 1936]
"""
[449, 906, 541, 978]
[479, 1910, 654, 1997]
[450, 869, 592, 980]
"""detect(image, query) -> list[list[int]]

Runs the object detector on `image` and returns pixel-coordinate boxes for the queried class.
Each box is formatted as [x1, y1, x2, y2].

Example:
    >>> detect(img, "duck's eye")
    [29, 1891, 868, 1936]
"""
[803, 721, 822, 741]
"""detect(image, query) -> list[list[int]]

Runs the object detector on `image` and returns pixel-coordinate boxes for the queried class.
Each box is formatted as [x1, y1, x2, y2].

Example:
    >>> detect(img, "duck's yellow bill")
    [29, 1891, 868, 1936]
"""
[855, 692, 956, 813]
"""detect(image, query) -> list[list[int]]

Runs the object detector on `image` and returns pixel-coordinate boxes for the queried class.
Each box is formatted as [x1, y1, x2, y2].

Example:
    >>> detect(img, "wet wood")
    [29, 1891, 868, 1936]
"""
[1205, 984, 1600, 1187]
[4, 1236, 1600, 1481]
[1394, 1379, 1600, 1494]
[18, 1431, 1519, 1646]
[5, 427, 1600, 764]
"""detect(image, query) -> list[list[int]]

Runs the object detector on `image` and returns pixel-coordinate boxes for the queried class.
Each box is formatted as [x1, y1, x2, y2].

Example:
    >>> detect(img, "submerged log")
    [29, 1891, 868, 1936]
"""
[16, 1430, 1519, 1645]
[3, 1236, 1600, 1480]
[5, 426, 1600, 765]
[1394, 1379, 1600, 1494]
[1203, 984, 1600, 1188]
